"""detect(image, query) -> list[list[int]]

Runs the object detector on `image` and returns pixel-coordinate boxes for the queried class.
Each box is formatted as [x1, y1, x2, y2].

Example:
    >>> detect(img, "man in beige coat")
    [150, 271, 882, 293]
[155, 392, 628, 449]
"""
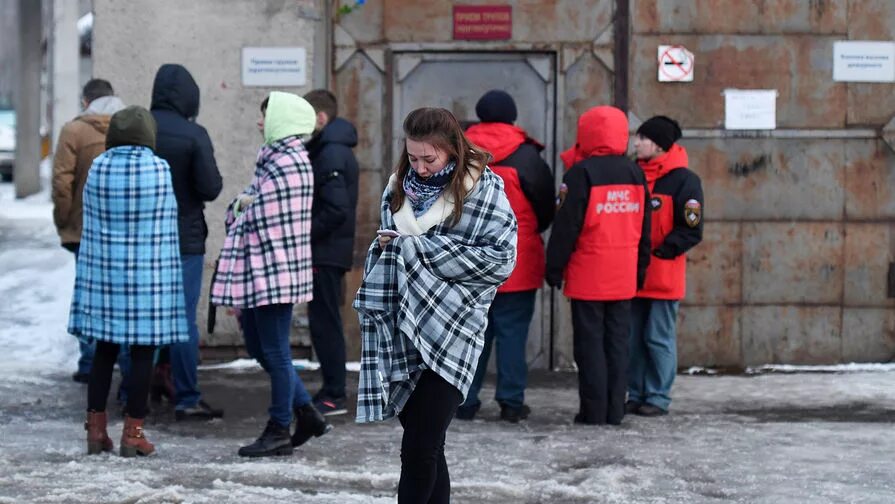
[52, 78, 125, 383]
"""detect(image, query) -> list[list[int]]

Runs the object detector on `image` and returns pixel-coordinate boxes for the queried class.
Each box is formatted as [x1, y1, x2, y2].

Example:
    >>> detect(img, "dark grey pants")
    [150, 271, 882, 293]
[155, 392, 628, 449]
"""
[571, 299, 631, 425]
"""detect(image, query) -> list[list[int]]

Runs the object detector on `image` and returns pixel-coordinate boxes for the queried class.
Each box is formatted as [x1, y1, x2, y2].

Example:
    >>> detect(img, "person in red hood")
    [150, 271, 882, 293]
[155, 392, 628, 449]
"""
[626, 116, 703, 418]
[456, 90, 555, 423]
[546, 106, 651, 426]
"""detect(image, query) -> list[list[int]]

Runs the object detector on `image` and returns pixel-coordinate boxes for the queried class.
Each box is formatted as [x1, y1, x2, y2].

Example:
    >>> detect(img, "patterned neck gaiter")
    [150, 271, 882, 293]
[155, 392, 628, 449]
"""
[403, 161, 456, 217]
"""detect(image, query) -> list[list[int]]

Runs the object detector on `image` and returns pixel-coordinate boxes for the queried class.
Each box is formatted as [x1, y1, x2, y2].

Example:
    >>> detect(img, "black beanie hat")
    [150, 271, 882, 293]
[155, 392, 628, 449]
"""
[636, 115, 682, 151]
[475, 90, 517, 125]
[106, 106, 157, 151]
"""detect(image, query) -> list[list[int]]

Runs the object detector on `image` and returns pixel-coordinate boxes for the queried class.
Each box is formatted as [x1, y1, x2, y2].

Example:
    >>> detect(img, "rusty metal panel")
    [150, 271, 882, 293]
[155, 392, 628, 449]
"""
[677, 306, 742, 368]
[512, 0, 613, 42]
[561, 52, 614, 152]
[843, 223, 895, 307]
[633, 0, 848, 35]
[741, 306, 842, 365]
[342, 169, 390, 360]
[684, 222, 741, 305]
[335, 52, 386, 185]
[842, 1, 895, 126]
[848, 0, 895, 39]
[742, 223, 844, 304]
[847, 84, 895, 127]
[382, 0, 612, 43]
[630, 36, 847, 129]
[685, 139, 846, 221]
[334, 51, 388, 360]
[841, 308, 895, 362]
[844, 140, 895, 220]
[337, 0, 384, 43]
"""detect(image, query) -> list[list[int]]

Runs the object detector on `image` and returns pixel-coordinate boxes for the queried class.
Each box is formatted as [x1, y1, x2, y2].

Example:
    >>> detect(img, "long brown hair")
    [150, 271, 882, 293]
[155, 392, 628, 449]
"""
[390, 108, 492, 226]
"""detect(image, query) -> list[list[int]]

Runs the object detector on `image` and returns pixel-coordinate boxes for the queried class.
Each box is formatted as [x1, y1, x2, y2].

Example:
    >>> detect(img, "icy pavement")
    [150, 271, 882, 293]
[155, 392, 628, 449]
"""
[2, 181, 895, 503]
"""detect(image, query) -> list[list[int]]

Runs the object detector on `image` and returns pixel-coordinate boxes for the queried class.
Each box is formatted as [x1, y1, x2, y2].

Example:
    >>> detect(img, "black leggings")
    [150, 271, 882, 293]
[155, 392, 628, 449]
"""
[87, 342, 155, 419]
[398, 370, 463, 504]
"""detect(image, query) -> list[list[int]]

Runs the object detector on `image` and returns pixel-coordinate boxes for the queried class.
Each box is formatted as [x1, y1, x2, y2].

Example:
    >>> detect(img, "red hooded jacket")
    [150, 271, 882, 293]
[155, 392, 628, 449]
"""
[466, 122, 554, 292]
[546, 106, 651, 300]
[636, 144, 704, 300]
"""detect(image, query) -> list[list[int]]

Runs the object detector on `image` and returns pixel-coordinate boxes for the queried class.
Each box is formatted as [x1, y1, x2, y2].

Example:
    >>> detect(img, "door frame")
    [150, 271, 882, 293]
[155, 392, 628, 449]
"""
[387, 49, 562, 369]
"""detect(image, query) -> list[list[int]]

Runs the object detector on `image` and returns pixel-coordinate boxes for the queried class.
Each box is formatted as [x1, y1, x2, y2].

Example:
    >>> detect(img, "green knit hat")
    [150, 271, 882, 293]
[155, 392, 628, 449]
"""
[106, 105, 157, 151]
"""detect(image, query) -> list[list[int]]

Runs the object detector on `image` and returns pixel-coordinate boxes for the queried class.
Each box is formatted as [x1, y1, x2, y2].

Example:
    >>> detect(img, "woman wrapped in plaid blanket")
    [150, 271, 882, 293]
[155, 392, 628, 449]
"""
[70, 106, 187, 458]
[355, 108, 517, 503]
[211, 92, 332, 458]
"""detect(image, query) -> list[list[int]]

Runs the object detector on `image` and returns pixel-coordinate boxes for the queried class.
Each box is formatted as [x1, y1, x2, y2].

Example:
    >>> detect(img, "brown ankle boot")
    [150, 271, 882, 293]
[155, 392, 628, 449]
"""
[85, 411, 113, 455]
[120, 416, 155, 457]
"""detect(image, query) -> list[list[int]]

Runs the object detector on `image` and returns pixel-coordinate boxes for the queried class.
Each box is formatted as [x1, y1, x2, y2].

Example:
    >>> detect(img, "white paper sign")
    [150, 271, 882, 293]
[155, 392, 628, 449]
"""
[833, 41, 895, 82]
[724, 89, 777, 130]
[657, 45, 694, 82]
[242, 47, 307, 87]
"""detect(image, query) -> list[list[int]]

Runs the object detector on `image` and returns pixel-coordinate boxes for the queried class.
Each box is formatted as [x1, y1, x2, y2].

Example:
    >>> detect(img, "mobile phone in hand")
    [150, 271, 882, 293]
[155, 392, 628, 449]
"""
[376, 229, 401, 238]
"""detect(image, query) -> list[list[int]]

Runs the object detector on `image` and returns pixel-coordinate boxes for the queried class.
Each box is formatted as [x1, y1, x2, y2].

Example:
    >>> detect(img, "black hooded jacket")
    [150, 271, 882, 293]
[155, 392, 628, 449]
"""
[150, 64, 222, 256]
[305, 117, 359, 270]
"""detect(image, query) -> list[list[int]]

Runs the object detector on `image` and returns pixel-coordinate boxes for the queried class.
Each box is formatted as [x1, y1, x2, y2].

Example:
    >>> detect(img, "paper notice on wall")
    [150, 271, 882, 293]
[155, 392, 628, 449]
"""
[724, 89, 777, 130]
[833, 41, 895, 83]
[242, 47, 307, 87]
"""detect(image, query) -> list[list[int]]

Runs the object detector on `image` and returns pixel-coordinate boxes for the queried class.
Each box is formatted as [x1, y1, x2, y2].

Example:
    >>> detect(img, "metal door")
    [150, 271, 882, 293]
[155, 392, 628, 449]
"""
[391, 52, 556, 369]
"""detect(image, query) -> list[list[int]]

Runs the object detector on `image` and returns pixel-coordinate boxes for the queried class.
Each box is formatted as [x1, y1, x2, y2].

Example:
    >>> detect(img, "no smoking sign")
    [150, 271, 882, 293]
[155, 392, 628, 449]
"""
[658, 45, 694, 82]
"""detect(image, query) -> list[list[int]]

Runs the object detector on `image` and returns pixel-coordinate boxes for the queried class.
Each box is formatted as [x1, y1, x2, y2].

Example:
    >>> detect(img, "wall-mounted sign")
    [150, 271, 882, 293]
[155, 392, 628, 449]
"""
[657, 45, 694, 82]
[453, 5, 512, 41]
[242, 47, 307, 87]
[724, 89, 777, 130]
[833, 41, 895, 82]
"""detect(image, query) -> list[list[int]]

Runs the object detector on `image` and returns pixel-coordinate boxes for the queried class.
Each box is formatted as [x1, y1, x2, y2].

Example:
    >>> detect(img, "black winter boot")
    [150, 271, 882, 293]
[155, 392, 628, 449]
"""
[291, 403, 333, 447]
[238, 420, 293, 457]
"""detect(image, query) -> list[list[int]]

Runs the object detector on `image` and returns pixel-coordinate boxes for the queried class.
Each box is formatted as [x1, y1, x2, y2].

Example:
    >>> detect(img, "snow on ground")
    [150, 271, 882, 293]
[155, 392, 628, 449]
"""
[0, 180, 80, 374]
[2, 180, 895, 503]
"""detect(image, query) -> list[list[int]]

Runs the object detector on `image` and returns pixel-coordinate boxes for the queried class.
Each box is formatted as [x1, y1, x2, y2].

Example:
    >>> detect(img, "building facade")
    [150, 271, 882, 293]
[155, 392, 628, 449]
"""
[93, 0, 895, 368]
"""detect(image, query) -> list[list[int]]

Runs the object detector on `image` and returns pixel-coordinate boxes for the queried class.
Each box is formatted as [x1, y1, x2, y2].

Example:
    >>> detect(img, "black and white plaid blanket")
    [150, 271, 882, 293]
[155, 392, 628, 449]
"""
[354, 167, 518, 423]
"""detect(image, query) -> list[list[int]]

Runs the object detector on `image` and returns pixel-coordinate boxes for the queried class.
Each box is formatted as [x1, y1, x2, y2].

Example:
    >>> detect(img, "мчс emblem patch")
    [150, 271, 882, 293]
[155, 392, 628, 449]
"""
[684, 199, 701, 228]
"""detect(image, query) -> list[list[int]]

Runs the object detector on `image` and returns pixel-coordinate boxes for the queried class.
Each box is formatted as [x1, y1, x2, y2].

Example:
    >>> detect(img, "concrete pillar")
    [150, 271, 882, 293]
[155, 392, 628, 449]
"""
[14, 0, 42, 198]
[49, 0, 80, 151]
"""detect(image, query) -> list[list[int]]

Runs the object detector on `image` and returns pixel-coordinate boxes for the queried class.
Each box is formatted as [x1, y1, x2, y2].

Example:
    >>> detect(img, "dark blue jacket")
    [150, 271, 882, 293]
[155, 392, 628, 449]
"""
[150, 64, 222, 256]
[306, 117, 359, 270]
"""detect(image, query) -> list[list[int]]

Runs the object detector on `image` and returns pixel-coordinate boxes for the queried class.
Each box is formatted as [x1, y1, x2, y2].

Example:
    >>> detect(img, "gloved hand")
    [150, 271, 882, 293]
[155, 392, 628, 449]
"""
[232, 194, 256, 217]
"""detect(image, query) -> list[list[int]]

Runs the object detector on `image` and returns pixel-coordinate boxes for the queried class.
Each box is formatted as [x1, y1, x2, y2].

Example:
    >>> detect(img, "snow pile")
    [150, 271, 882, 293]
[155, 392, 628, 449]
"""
[200, 359, 363, 373]
[0, 180, 78, 374]
[0, 181, 53, 221]
[746, 362, 895, 374]
[0, 159, 53, 221]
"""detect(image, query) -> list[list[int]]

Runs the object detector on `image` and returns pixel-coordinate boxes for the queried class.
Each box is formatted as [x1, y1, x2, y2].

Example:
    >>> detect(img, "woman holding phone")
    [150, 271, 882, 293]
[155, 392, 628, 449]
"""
[355, 107, 517, 503]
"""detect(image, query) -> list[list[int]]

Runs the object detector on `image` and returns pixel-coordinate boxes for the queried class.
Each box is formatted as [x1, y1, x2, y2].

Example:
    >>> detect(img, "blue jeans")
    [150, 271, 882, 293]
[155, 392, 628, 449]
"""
[170, 254, 204, 410]
[462, 290, 536, 410]
[627, 298, 679, 411]
[240, 303, 312, 428]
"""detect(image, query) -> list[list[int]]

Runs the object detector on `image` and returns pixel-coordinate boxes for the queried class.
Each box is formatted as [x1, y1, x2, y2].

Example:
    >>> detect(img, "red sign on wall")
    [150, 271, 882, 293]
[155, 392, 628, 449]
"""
[453, 5, 512, 40]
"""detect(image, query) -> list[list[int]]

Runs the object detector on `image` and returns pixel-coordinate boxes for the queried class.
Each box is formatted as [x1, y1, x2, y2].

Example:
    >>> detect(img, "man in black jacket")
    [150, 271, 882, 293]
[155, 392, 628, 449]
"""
[150, 64, 224, 421]
[303, 90, 359, 416]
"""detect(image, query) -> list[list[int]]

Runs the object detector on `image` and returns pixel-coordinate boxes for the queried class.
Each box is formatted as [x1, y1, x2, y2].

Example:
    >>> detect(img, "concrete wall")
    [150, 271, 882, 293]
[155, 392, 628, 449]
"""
[631, 0, 895, 367]
[0, 0, 18, 108]
[92, 0, 322, 349]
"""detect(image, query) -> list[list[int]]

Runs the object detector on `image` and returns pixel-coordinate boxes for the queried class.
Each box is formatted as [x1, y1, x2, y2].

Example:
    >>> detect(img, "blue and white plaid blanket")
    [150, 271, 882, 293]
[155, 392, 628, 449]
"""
[354, 167, 517, 423]
[68, 146, 188, 346]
